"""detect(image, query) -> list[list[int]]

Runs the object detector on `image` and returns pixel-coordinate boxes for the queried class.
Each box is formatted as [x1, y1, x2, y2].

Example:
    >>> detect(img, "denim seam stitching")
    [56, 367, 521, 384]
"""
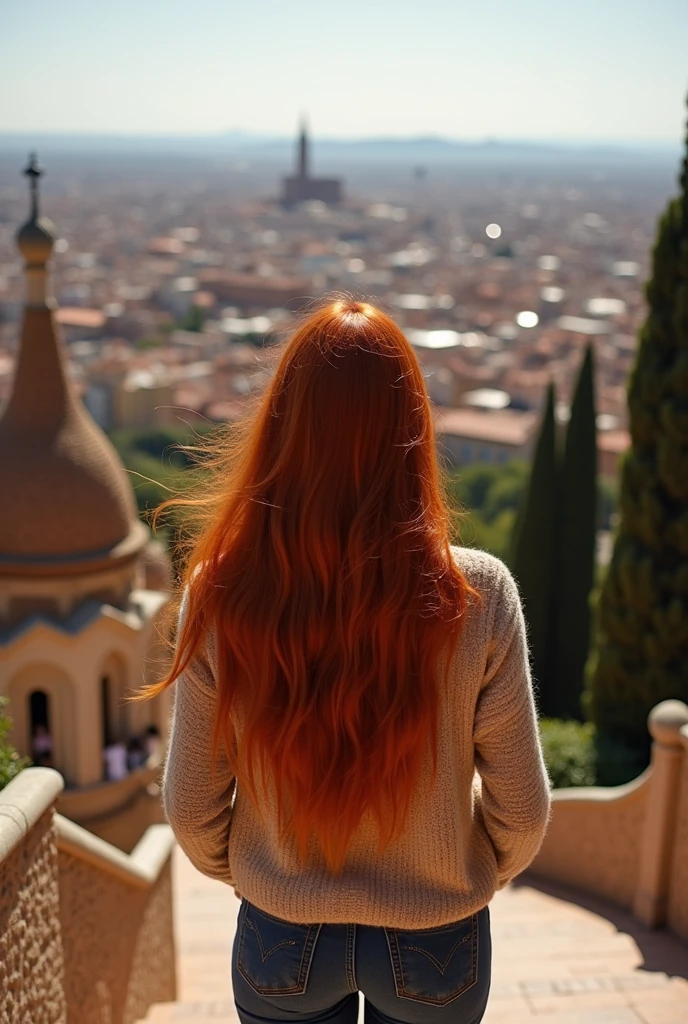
[247, 904, 306, 926]
[385, 928, 404, 999]
[244, 917, 296, 963]
[351, 923, 358, 991]
[393, 914, 480, 1006]
[236, 962, 306, 997]
[236, 900, 248, 976]
[298, 923, 322, 991]
[402, 931, 472, 974]
[345, 923, 358, 992]
[236, 905, 320, 996]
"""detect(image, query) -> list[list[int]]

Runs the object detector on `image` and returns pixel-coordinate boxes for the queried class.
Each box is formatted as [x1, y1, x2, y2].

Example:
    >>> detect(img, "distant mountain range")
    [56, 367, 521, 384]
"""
[0, 130, 680, 165]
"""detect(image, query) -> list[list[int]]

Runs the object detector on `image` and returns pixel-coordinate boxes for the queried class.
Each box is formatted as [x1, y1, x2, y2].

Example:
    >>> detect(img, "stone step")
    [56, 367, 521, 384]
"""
[138, 995, 678, 1024]
[139, 1002, 238, 1024]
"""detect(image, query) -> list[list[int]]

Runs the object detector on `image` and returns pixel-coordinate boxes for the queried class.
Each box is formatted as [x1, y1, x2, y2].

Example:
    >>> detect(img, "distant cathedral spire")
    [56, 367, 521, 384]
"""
[281, 119, 342, 208]
[298, 117, 309, 180]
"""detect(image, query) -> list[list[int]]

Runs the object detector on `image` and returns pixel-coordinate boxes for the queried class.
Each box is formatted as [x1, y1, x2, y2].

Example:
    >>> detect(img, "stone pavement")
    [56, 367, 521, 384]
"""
[142, 846, 688, 1023]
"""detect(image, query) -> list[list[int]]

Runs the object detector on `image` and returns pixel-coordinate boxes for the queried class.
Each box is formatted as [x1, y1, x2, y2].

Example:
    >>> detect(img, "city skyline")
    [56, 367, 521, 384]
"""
[2, 0, 687, 142]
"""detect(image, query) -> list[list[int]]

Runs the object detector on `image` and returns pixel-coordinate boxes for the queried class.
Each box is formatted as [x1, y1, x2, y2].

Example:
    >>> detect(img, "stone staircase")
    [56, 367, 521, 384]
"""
[138, 848, 688, 1024]
[142, 1003, 237, 1022]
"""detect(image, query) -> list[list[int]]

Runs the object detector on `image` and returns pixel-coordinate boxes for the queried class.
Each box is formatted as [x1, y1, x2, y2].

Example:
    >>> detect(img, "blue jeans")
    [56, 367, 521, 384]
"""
[231, 900, 491, 1024]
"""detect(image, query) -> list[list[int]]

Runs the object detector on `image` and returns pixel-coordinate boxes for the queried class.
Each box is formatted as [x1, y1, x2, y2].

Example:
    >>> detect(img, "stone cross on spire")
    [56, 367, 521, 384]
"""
[23, 152, 44, 222]
[16, 153, 56, 304]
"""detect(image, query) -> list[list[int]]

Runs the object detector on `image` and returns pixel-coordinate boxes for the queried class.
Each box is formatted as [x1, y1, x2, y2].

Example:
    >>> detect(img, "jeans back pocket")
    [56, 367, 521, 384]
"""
[236, 901, 321, 996]
[385, 913, 479, 1006]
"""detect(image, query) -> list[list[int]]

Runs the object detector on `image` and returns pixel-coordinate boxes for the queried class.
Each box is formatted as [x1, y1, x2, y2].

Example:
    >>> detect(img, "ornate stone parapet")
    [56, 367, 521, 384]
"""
[667, 722, 688, 941]
[0, 768, 66, 1024]
[0, 767, 177, 1023]
[57, 818, 176, 1023]
[531, 700, 688, 939]
[634, 700, 688, 927]
[529, 765, 651, 909]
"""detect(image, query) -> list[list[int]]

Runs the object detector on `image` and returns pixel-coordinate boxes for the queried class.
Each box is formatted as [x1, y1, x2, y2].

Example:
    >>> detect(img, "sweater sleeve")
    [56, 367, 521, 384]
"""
[473, 562, 551, 887]
[162, 596, 236, 885]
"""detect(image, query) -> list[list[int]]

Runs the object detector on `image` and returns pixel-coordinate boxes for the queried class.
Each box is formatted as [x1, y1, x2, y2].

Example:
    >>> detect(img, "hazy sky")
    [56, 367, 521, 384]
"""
[2, 0, 686, 141]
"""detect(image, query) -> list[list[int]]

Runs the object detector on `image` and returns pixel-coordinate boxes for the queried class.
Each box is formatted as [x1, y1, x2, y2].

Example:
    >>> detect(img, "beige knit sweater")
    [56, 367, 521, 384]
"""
[162, 547, 551, 928]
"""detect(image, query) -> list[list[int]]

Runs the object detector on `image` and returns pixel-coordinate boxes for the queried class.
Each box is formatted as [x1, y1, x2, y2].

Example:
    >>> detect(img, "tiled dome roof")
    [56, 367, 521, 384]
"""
[0, 308, 147, 575]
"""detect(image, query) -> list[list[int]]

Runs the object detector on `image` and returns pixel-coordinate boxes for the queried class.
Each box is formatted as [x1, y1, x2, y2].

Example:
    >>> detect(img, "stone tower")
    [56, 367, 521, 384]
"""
[281, 119, 343, 207]
[0, 157, 172, 828]
[298, 117, 309, 180]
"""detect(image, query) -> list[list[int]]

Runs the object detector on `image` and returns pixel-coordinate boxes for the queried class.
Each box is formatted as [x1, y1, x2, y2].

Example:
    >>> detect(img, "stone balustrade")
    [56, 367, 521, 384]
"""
[531, 699, 688, 942]
[57, 764, 165, 853]
[667, 721, 688, 939]
[0, 767, 176, 1024]
[0, 766, 66, 1022]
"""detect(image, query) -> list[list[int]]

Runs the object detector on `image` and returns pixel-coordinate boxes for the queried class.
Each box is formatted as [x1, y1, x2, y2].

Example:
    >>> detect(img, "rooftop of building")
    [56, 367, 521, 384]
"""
[434, 407, 538, 446]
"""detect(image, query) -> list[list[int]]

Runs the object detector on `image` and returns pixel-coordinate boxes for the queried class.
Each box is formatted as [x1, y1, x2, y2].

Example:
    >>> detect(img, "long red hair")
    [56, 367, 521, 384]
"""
[144, 299, 475, 871]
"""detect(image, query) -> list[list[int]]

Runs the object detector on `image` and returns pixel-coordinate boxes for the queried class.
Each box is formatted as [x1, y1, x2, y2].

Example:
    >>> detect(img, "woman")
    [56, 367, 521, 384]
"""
[151, 300, 551, 1024]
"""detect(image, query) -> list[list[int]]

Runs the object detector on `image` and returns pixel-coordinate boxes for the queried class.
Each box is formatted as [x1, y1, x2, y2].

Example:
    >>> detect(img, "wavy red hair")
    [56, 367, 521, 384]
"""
[143, 299, 475, 871]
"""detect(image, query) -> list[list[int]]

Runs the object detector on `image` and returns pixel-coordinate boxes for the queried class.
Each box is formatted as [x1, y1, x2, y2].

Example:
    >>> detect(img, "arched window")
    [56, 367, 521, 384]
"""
[7, 667, 77, 784]
[29, 689, 53, 767]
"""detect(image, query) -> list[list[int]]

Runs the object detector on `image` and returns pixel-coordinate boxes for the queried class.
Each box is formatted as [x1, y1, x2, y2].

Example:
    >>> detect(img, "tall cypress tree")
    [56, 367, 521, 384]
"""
[588, 104, 688, 764]
[512, 383, 559, 711]
[553, 345, 598, 719]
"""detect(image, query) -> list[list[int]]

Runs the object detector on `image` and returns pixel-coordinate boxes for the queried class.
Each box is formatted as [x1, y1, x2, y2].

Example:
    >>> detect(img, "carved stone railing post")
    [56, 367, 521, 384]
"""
[666, 724, 688, 941]
[633, 700, 688, 928]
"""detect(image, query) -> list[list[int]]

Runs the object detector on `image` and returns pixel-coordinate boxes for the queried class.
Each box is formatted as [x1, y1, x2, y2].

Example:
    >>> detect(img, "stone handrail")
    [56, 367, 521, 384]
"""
[0, 765, 64, 862]
[58, 764, 160, 823]
[531, 699, 688, 941]
[543, 768, 651, 805]
[57, 764, 165, 854]
[0, 767, 176, 1024]
[667, 722, 688, 940]
[532, 764, 651, 910]
[56, 814, 174, 890]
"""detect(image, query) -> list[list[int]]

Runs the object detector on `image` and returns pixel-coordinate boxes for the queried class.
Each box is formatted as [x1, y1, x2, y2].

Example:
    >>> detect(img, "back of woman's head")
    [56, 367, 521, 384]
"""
[152, 298, 474, 870]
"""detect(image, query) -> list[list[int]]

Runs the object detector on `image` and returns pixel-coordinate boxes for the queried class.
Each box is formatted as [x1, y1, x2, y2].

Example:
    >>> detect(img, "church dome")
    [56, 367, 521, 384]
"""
[0, 157, 147, 578]
[0, 309, 148, 576]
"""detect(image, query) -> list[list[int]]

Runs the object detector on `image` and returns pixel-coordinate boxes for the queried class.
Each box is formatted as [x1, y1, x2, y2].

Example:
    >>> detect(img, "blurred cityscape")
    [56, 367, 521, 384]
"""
[0, 127, 679, 478]
[2, 118, 688, 1022]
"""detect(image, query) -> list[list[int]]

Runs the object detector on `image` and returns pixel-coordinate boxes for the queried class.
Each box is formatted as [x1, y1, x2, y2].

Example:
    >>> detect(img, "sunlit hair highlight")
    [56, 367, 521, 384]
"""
[142, 298, 476, 871]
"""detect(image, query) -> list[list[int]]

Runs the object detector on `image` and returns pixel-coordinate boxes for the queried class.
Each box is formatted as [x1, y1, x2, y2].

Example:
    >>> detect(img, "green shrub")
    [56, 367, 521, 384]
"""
[0, 696, 30, 790]
[539, 718, 597, 789]
[109, 425, 213, 530]
[444, 461, 527, 562]
[593, 731, 650, 788]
